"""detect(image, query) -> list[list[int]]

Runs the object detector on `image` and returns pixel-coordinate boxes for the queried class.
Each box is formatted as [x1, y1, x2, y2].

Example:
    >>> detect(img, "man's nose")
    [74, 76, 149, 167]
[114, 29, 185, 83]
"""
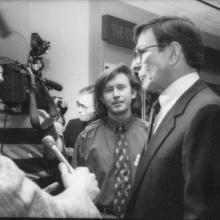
[113, 88, 120, 98]
[131, 59, 141, 75]
[78, 106, 82, 113]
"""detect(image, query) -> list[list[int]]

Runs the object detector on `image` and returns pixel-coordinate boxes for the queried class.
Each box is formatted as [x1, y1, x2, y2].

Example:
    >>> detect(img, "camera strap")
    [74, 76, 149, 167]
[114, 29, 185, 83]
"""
[28, 72, 59, 130]
[40, 84, 59, 129]
[29, 74, 41, 129]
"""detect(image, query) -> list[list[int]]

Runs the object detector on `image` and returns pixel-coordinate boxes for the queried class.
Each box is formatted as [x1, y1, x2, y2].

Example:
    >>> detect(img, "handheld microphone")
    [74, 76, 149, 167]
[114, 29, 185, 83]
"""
[42, 78, 63, 91]
[42, 135, 74, 172]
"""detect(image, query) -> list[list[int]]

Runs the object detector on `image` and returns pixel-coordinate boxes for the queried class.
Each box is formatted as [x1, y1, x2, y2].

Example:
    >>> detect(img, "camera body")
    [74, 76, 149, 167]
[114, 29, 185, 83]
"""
[0, 63, 30, 106]
[0, 33, 62, 116]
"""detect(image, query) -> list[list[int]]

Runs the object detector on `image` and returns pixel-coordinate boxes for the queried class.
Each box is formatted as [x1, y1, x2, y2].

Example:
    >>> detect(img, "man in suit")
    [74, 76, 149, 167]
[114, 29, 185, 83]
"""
[125, 16, 220, 220]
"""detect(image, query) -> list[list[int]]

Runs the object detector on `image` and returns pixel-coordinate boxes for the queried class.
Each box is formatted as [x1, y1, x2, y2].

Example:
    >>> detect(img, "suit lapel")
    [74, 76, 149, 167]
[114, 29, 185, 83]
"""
[130, 80, 207, 197]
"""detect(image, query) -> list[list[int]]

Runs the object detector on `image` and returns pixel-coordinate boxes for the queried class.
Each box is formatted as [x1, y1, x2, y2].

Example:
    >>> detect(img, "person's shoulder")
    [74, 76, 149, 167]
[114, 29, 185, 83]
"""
[84, 118, 103, 132]
[75, 119, 103, 150]
[65, 118, 83, 128]
[193, 83, 220, 105]
[75, 119, 103, 140]
[67, 118, 82, 125]
[133, 116, 147, 124]
[133, 116, 149, 129]
[78, 119, 102, 137]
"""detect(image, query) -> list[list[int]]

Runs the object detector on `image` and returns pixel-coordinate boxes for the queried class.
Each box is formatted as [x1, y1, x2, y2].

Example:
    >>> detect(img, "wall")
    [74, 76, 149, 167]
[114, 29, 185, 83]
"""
[89, 0, 157, 83]
[0, 0, 220, 123]
[89, 0, 220, 88]
[0, 0, 90, 122]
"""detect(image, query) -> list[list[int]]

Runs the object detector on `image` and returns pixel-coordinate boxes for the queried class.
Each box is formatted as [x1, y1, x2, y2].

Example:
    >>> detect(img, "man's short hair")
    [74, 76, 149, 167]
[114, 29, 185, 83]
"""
[94, 63, 141, 119]
[78, 85, 94, 95]
[133, 16, 204, 72]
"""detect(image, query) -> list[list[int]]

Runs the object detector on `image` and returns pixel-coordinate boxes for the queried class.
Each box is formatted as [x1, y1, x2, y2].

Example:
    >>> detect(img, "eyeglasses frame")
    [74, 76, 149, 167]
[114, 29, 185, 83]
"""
[133, 44, 166, 64]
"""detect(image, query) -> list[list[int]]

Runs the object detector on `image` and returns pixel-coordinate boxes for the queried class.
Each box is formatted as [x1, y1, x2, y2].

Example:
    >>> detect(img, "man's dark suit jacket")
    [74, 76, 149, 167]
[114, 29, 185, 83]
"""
[125, 80, 220, 220]
[64, 118, 86, 148]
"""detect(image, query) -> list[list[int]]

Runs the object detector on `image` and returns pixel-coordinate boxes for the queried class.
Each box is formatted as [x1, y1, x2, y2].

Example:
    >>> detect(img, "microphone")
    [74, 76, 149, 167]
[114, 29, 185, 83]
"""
[42, 135, 74, 172]
[42, 78, 63, 91]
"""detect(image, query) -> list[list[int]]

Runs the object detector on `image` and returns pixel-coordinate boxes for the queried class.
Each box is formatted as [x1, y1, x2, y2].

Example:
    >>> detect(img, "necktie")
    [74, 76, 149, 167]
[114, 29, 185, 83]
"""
[113, 125, 132, 219]
[147, 100, 161, 143]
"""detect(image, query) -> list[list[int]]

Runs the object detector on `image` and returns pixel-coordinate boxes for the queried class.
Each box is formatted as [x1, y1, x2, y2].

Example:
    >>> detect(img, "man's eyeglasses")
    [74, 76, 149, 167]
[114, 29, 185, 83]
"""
[133, 44, 164, 64]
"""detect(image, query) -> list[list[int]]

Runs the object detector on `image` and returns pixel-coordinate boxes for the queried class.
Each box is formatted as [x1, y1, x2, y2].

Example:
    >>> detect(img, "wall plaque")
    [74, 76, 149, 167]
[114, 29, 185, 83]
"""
[102, 15, 136, 49]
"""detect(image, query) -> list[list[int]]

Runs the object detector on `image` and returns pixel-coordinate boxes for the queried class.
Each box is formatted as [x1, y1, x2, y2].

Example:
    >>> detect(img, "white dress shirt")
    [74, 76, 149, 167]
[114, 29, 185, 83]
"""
[153, 72, 200, 133]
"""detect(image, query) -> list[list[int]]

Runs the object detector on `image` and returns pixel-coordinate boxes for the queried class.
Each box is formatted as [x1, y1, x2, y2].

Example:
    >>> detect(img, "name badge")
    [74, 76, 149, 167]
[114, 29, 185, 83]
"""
[134, 154, 141, 166]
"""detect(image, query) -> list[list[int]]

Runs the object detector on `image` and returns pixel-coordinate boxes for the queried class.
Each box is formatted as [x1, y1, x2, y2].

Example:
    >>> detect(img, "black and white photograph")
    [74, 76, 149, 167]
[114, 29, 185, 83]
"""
[0, 0, 220, 219]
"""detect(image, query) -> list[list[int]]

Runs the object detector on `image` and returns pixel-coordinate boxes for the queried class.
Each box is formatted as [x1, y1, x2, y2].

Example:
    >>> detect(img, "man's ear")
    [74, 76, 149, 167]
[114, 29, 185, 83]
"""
[168, 41, 182, 66]
[131, 89, 137, 99]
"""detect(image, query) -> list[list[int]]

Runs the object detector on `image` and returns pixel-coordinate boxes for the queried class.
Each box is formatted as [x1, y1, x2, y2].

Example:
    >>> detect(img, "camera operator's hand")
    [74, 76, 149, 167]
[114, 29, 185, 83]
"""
[59, 163, 100, 201]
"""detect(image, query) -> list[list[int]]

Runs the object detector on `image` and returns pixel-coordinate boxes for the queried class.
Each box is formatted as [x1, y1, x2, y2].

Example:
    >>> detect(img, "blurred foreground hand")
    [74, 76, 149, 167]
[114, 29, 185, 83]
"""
[59, 163, 100, 201]
[55, 163, 101, 218]
[0, 155, 101, 218]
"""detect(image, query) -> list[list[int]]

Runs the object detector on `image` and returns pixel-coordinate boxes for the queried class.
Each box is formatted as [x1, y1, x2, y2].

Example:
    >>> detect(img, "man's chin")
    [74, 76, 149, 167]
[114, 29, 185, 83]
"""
[141, 79, 151, 90]
[142, 81, 158, 93]
[111, 109, 128, 116]
[79, 117, 89, 122]
[142, 85, 154, 93]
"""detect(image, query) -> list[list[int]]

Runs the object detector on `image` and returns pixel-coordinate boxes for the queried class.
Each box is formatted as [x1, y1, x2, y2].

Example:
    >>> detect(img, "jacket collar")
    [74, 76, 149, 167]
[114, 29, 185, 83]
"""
[105, 115, 135, 133]
[129, 79, 207, 200]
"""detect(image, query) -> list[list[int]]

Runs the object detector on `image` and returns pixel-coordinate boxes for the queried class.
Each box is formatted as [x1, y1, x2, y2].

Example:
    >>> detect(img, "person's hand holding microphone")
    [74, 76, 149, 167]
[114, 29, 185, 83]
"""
[42, 135, 100, 201]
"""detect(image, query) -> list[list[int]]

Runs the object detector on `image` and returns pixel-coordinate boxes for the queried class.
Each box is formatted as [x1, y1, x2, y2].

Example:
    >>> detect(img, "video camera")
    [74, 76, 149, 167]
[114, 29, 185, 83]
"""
[0, 62, 30, 106]
[0, 33, 62, 108]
